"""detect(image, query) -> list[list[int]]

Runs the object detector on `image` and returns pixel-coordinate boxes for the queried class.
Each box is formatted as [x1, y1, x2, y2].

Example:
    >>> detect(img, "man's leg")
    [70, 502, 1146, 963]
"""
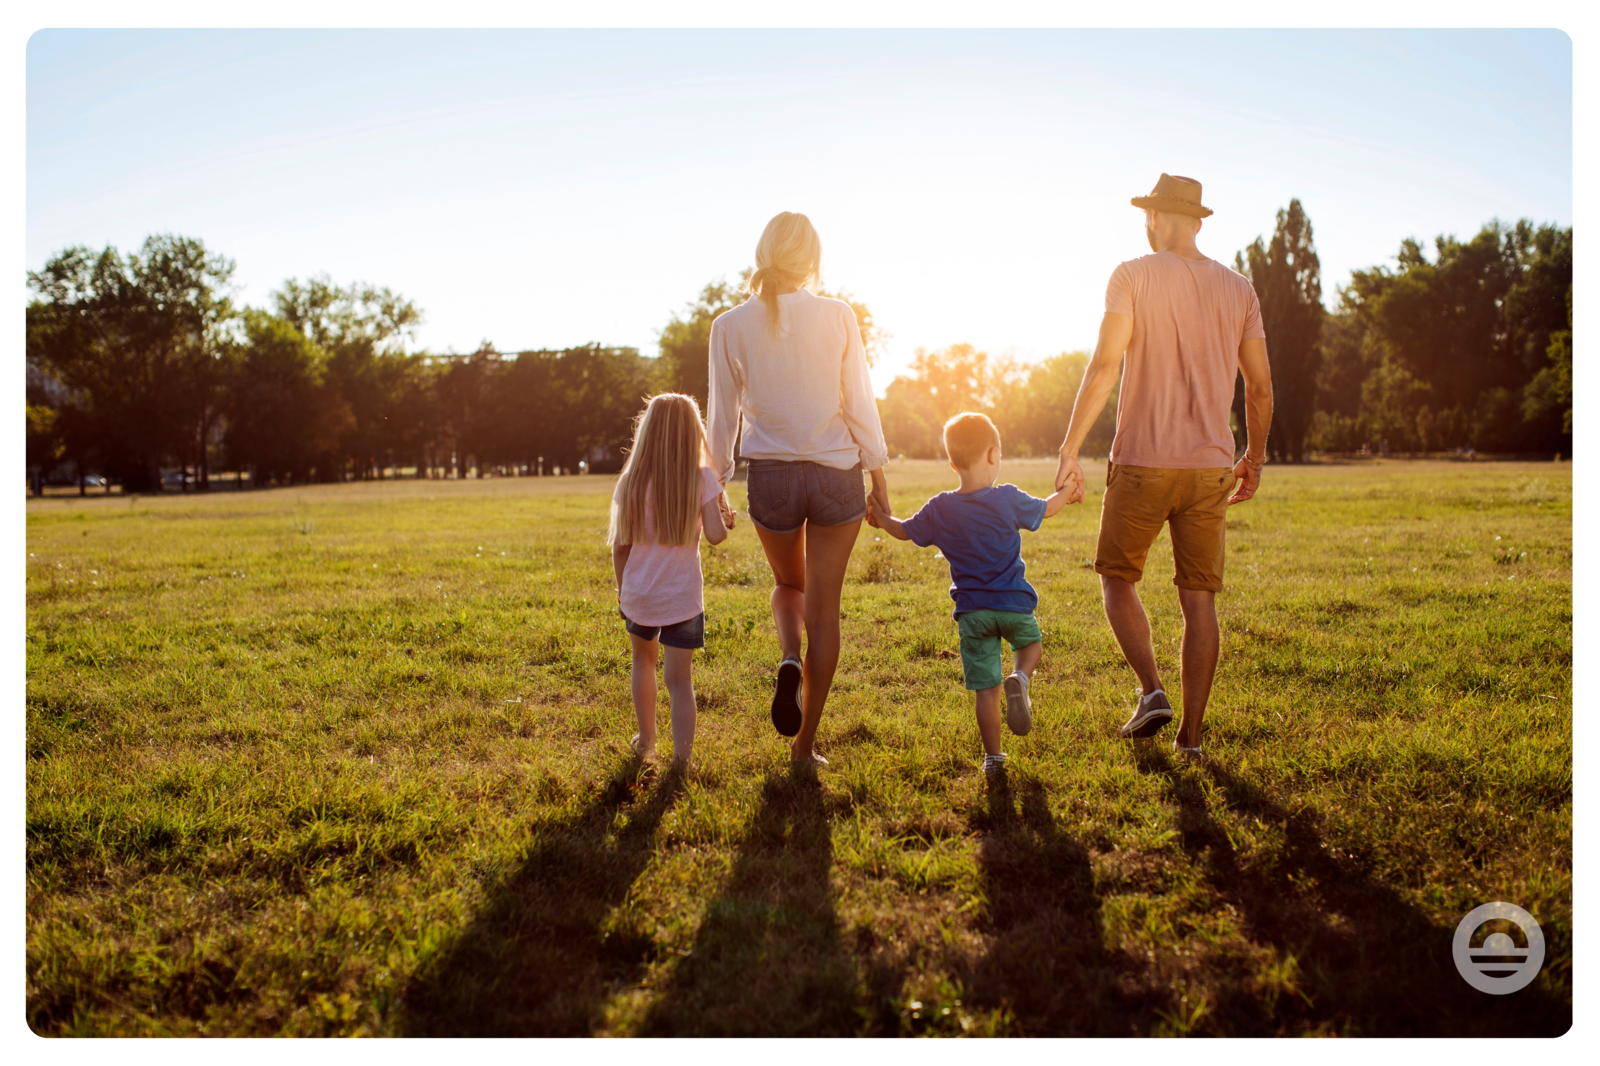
[1175, 588, 1219, 748]
[1101, 575, 1163, 697]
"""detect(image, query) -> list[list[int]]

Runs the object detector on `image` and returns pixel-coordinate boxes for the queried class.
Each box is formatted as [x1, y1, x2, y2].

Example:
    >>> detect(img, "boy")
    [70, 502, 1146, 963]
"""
[869, 412, 1070, 776]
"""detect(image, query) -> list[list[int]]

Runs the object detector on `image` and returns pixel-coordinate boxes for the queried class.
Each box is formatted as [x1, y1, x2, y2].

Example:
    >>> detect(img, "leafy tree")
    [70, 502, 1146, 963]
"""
[224, 311, 350, 485]
[1234, 200, 1324, 462]
[25, 404, 61, 496]
[27, 236, 235, 492]
[878, 344, 1019, 458]
[1008, 351, 1119, 458]
[273, 275, 423, 480]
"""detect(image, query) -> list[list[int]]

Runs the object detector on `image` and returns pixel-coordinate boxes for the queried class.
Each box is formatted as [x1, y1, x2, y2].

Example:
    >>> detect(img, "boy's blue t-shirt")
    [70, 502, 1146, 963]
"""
[899, 483, 1049, 616]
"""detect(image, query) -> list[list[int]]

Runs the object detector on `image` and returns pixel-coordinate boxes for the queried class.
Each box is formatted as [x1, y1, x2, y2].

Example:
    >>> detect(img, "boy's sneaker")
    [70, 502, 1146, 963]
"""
[1003, 671, 1033, 735]
[982, 752, 1008, 777]
[771, 656, 803, 737]
[1118, 688, 1174, 739]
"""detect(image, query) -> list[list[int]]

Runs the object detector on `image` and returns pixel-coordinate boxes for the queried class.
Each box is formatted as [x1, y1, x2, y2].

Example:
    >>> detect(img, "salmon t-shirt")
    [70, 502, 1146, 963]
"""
[615, 467, 722, 627]
[1104, 252, 1265, 470]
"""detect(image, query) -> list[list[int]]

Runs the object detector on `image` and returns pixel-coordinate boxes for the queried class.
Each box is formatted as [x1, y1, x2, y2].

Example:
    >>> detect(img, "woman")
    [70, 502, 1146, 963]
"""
[708, 211, 891, 766]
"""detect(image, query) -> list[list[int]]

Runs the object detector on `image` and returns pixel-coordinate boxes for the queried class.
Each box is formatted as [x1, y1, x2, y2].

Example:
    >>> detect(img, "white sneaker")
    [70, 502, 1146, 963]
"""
[1003, 671, 1033, 735]
[1173, 741, 1203, 763]
[982, 752, 1008, 777]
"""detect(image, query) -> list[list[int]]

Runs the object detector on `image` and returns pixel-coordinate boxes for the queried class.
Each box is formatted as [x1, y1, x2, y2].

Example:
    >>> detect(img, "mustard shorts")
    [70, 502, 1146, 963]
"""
[1095, 463, 1236, 592]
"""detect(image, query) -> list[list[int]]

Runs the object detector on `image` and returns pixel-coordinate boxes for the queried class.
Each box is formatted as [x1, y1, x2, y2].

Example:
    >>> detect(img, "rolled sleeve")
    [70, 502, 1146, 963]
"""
[1105, 262, 1135, 318]
[838, 306, 889, 471]
[706, 314, 741, 485]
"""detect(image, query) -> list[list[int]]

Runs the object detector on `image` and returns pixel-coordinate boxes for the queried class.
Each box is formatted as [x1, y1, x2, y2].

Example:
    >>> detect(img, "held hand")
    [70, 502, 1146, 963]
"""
[1055, 452, 1086, 504]
[1227, 459, 1261, 505]
[717, 492, 738, 529]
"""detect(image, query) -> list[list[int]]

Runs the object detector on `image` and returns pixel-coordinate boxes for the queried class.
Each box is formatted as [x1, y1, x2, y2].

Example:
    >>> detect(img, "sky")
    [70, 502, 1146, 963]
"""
[26, 28, 1573, 393]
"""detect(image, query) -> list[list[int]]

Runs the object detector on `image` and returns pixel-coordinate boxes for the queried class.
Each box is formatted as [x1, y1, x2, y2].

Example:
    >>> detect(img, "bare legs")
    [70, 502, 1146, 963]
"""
[754, 519, 863, 761]
[972, 641, 1042, 756]
[1175, 587, 1219, 749]
[1100, 576, 1220, 748]
[628, 634, 697, 765]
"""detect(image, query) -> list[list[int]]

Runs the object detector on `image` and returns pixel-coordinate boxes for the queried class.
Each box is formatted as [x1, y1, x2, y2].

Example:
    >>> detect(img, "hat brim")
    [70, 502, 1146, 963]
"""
[1131, 196, 1213, 218]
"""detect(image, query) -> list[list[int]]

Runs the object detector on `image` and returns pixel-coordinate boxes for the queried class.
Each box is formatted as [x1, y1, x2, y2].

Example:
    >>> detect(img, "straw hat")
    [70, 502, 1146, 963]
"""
[1130, 173, 1213, 218]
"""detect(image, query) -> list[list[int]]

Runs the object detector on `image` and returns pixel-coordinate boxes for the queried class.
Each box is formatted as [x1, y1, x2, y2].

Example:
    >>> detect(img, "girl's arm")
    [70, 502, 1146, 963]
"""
[700, 494, 731, 545]
[612, 543, 631, 600]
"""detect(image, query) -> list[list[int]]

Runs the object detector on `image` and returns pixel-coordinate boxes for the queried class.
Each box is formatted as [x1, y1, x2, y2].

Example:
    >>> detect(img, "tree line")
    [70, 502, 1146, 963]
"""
[26, 207, 1571, 494]
[874, 202, 1571, 462]
[26, 238, 660, 494]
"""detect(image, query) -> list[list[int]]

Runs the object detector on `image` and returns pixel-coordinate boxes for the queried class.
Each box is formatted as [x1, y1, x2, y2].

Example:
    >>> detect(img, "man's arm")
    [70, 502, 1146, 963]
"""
[1228, 336, 1273, 505]
[1053, 312, 1134, 502]
[867, 495, 912, 541]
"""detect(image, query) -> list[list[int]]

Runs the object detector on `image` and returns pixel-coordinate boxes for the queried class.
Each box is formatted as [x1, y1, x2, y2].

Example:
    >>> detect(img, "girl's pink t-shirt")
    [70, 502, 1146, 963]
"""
[616, 467, 722, 627]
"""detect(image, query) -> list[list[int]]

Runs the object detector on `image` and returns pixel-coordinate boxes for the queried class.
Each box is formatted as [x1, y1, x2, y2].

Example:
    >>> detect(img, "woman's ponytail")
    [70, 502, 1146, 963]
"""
[749, 213, 822, 337]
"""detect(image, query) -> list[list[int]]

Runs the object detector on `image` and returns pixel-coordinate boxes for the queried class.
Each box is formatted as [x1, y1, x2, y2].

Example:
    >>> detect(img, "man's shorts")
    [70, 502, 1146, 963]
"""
[621, 611, 706, 650]
[1095, 463, 1236, 592]
[745, 459, 867, 534]
[955, 609, 1042, 691]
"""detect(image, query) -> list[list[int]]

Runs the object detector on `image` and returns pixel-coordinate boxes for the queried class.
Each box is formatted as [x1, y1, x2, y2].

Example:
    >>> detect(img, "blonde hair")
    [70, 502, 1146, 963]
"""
[608, 393, 709, 548]
[943, 412, 1000, 469]
[747, 212, 822, 336]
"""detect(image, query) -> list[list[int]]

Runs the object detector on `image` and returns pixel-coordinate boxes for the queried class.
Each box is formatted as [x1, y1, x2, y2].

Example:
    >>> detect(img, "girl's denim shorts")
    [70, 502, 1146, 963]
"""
[744, 460, 866, 534]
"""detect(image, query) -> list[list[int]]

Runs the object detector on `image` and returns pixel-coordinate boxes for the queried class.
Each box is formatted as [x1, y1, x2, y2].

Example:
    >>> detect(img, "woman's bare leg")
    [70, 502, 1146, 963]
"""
[790, 519, 862, 761]
[754, 523, 805, 661]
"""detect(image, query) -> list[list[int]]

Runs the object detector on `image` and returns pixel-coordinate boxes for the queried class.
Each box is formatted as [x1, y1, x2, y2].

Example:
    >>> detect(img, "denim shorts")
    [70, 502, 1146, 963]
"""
[622, 611, 705, 650]
[744, 460, 867, 534]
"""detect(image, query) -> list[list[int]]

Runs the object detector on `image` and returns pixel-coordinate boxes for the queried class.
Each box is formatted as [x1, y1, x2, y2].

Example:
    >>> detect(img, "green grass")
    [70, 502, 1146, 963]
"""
[26, 458, 1571, 1036]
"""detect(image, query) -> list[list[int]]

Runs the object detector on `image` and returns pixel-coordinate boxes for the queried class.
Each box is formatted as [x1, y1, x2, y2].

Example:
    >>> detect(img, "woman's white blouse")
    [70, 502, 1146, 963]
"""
[707, 288, 889, 486]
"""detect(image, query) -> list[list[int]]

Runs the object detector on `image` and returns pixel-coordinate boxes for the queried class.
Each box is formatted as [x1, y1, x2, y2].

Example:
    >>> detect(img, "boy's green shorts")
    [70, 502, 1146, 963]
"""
[955, 609, 1042, 691]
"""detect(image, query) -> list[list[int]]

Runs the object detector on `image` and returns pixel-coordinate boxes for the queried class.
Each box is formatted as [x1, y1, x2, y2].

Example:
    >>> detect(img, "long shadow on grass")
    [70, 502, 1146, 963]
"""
[636, 765, 888, 1036]
[960, 773, 1150, 1035]
[399, 757, 684, 1036]
[1136, 747, 1570, 1036]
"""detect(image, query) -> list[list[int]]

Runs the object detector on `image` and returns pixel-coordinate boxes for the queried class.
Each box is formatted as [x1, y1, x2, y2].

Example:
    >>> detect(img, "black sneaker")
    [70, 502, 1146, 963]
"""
[772, 656, 803, 737]
[1118, 689, 1174, 739]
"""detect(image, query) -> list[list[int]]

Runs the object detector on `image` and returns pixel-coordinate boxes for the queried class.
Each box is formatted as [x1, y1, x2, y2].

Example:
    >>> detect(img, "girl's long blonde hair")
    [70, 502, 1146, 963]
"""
[608, 393, 709, 548]
[746, 211, 822, 336]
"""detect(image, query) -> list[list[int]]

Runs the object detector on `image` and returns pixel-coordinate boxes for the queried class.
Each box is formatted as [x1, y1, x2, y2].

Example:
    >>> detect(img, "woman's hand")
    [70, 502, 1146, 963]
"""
[868, 467, 891, 526]
[717, 491, 738, 529]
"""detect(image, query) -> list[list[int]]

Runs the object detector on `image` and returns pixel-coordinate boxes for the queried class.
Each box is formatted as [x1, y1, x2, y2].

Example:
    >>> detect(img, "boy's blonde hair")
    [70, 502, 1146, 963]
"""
[608, 393, 709, 548]
[943, 412, 1001, 470]
[747, 212, 822, 337]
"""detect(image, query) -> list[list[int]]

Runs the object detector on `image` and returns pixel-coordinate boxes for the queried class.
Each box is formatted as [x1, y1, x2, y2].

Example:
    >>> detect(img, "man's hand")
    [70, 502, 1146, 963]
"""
[1227, 459, 1261, 505]
[1054, 452, 1086, 504]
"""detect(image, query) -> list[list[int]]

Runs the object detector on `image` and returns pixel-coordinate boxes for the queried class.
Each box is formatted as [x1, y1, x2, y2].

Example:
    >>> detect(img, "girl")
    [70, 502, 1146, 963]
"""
[608, 393, 735, 768]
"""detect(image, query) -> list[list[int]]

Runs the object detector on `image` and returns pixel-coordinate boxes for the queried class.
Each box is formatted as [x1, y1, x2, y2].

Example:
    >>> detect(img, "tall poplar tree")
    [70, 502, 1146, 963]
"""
[1234, 200, 1325, 463]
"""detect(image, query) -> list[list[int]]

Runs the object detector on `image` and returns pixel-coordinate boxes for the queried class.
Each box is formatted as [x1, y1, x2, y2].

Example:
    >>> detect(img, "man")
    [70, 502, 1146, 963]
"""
[1053, 173, 1274, 760]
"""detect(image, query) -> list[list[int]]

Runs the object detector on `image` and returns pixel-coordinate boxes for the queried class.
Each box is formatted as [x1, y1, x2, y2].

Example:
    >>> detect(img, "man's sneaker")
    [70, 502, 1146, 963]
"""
[1173, 741, 1203, 763]
[1003, 671, 1033, 735]
[1118, 688, 1174, 739]
[771, 656, 803, 737]
[982, 752, 1008, 777]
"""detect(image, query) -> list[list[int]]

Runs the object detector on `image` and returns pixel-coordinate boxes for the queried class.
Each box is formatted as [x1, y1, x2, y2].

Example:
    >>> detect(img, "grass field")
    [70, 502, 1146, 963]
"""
[25, 458, 1571, 1036]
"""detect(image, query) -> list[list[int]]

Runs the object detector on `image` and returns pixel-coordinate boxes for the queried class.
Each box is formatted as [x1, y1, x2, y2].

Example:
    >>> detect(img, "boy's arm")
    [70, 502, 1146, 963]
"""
[1040, 485, 1072, 520]
[868, 495, 912, 541]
